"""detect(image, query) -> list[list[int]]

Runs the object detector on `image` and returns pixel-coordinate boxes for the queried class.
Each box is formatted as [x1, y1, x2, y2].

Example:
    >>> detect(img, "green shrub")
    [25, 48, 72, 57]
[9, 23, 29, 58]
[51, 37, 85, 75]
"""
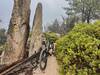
[44, 32, 59, 42]
[73, 22, 100, 40]
[56, 21, 100, 75]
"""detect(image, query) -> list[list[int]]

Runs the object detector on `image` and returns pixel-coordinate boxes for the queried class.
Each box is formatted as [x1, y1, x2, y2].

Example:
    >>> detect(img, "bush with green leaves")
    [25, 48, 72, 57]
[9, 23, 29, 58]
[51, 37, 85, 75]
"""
[44, 32, 59, 42]
[56, 21, 100, 75]
[73, 22, 100, 40]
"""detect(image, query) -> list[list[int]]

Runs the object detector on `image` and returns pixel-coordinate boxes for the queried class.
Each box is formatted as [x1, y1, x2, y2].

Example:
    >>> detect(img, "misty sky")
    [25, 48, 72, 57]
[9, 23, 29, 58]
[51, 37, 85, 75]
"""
[0, 0, 67, 29]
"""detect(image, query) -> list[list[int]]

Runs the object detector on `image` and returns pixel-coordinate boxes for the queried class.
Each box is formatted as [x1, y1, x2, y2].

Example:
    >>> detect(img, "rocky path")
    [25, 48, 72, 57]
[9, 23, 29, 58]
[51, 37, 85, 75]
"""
[33, 56, 59, 75]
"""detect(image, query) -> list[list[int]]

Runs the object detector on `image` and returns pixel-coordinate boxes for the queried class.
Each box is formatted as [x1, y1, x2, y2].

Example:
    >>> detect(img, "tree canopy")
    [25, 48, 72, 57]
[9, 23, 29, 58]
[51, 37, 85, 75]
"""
[64, 0, 100, 23]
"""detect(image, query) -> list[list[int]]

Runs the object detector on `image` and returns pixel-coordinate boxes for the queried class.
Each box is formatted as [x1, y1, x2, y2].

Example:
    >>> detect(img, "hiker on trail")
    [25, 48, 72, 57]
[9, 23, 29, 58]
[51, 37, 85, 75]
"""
[48, 41, 55, 55]
[48, 33, 60, 55]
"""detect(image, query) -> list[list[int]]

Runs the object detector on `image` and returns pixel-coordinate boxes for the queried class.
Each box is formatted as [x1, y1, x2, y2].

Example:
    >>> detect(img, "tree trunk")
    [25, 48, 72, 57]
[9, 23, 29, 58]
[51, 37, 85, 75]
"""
[29, 3, 42, 56]
[6, 0, 31, 64]
[82, 13, 86, 23]
[87, 15, 90, 23]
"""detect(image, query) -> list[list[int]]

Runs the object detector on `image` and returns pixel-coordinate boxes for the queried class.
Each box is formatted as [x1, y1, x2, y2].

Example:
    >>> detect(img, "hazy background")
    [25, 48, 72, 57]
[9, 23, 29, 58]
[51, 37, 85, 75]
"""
[0, 0, 67, 29]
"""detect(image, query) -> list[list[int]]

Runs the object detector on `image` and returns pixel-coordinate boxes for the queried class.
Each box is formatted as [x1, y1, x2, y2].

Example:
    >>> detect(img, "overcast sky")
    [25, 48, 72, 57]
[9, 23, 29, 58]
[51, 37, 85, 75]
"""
[0, 0, 67, 29]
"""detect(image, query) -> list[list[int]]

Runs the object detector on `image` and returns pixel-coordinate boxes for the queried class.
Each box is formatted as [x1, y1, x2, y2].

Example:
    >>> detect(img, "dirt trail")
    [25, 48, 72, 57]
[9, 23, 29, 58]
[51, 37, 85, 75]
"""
[33, 56, 59, 75]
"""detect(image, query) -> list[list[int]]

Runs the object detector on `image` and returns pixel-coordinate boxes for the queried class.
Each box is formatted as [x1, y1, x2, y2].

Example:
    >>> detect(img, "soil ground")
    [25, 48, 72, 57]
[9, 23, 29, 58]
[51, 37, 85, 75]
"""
[33, 56, 59, 75]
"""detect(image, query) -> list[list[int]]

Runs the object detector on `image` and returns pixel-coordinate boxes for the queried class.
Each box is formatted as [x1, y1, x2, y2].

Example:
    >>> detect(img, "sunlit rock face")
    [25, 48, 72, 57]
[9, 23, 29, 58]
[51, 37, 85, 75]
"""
[6, 0, 31, 64]
[29, 3, 43, 56]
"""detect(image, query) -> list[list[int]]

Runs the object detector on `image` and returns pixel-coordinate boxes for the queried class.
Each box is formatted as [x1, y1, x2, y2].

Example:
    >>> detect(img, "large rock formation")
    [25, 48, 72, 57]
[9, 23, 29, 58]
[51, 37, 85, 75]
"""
[6, 0, 31, 64]
[29, 3, 43, 56]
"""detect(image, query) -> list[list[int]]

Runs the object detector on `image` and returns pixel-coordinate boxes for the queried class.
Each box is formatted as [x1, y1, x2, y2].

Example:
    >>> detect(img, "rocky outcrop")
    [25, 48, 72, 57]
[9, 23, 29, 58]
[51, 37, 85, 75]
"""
[29, 3, 43, 56]
[6, 0, 31, 64]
